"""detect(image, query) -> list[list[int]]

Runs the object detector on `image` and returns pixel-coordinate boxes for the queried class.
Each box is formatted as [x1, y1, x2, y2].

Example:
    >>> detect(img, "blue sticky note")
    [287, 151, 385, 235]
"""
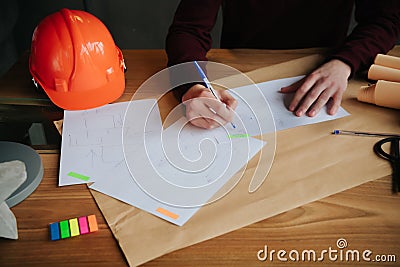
[49, 222, 60, 241]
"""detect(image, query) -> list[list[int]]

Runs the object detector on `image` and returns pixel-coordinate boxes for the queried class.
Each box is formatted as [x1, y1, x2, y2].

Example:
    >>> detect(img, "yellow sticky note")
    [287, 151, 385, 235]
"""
[69, 218, 80, 237]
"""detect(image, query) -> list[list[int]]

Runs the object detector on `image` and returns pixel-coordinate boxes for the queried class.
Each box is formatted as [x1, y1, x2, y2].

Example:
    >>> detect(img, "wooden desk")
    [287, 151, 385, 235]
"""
[0, 49, 399, 266]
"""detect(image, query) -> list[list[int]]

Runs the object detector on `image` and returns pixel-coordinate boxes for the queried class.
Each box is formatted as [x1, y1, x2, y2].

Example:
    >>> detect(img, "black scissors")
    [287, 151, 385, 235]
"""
[374, 137, 400, 193]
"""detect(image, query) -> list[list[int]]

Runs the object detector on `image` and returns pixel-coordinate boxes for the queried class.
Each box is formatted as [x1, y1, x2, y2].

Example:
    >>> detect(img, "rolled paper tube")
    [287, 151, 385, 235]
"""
[357, 80, 400, 109]
[368, 64, 400, 83]
[358, 84, 376, 104]
[375, 54, 400, 70]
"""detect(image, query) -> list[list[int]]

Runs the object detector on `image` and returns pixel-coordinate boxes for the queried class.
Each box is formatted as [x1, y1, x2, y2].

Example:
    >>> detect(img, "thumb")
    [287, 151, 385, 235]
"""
[280, 78, 304, 93]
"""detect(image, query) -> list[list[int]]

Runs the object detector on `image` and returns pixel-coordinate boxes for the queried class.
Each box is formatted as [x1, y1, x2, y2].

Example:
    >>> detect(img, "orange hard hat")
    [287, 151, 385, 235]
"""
[29, 8, 125, 110]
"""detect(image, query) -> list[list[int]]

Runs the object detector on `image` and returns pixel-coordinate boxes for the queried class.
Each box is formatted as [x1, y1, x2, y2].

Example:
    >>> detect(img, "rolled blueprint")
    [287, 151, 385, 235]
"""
[368, 64, 400, 83]
[357, 80, 400, 109]
[374, 54, 400, 70]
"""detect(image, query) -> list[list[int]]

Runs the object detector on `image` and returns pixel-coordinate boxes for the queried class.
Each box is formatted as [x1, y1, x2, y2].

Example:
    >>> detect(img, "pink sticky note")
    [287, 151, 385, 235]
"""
[78, 216, 89, 234]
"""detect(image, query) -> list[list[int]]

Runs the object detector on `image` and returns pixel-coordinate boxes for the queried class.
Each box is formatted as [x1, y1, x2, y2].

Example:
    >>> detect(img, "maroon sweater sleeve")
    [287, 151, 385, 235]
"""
[166, 0, 222, 101]
[166, 0, 221, 66]
[330, 0, 400, 76]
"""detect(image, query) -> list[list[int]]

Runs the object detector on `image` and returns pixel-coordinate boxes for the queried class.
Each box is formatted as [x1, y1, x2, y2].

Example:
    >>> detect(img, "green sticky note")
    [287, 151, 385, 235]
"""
[228, 134, 250, 139]
[59, 220, 70, 239]
[68, 172, 90, 181]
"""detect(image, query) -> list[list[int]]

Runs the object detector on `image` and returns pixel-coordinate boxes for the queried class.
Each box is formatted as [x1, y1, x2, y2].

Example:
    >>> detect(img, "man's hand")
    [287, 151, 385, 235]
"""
[280, 59, 351, 117]
[182, 84, 238, 129]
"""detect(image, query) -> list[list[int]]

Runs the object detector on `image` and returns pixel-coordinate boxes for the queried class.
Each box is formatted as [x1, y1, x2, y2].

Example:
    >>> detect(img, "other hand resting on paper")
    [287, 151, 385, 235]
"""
[182, 84, 238, 129]
[280, 59, 351, 117]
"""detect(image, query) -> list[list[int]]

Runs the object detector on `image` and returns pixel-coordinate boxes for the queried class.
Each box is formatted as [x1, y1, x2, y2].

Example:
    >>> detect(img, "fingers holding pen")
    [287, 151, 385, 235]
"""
[219, 89, 238, 111]
[182, 84, 237, 129]
[186, 97, 229, 129]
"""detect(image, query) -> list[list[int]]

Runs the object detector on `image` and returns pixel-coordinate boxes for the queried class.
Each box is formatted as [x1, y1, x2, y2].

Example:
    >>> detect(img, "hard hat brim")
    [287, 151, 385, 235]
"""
[44, 74, 125, 110]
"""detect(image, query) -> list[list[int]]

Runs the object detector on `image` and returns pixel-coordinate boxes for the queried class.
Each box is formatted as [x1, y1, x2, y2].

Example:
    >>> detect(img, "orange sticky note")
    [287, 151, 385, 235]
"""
[156, 207, 179, 220]
[87, 215, 98, 232]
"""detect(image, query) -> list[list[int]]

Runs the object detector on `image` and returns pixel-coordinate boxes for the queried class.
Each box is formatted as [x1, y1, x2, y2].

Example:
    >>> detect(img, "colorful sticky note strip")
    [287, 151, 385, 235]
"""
[49, 215, 97, 241]
[59, 220, 70, 239]
[78, 216, 89, 234]
[156, 207, 179, 220]
[67, 171, 90, 181]
[228, 133, 250, 139]
[49, 222, 60, 241]
[69, 218, 80, 237]
[87, 214, 98, 232]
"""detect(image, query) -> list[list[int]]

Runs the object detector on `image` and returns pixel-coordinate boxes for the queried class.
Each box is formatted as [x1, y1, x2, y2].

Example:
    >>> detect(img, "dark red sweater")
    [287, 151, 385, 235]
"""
[166, 0, 400, 77]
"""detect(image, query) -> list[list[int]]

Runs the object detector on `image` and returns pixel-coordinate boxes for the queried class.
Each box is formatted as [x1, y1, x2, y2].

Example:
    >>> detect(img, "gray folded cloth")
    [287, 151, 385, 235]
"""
[0, 160, 27, 239]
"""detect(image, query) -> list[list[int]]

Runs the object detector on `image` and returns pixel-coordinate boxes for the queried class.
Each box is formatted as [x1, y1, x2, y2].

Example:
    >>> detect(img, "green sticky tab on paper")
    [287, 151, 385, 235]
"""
[68, 171, 90, 181]
[59, 220, 70, 239]
[228, 134, 250, 139]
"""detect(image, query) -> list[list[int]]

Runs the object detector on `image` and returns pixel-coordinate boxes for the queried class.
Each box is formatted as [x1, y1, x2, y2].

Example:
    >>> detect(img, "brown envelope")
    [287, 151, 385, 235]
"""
[89, 54, 400, 266]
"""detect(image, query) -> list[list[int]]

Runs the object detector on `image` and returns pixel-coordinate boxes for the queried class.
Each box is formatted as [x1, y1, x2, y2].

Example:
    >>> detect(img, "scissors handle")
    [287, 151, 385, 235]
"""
[374, 137, 400, 193]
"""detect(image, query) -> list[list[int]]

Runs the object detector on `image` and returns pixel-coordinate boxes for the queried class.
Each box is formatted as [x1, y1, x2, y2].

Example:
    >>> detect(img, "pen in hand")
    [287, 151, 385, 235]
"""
[193, 61, 236, 129]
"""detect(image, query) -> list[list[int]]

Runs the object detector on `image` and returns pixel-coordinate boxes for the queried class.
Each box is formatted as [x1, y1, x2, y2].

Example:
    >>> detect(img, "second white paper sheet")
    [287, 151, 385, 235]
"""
[91, 115, 266, 226]
[229, 76, 349, 133]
